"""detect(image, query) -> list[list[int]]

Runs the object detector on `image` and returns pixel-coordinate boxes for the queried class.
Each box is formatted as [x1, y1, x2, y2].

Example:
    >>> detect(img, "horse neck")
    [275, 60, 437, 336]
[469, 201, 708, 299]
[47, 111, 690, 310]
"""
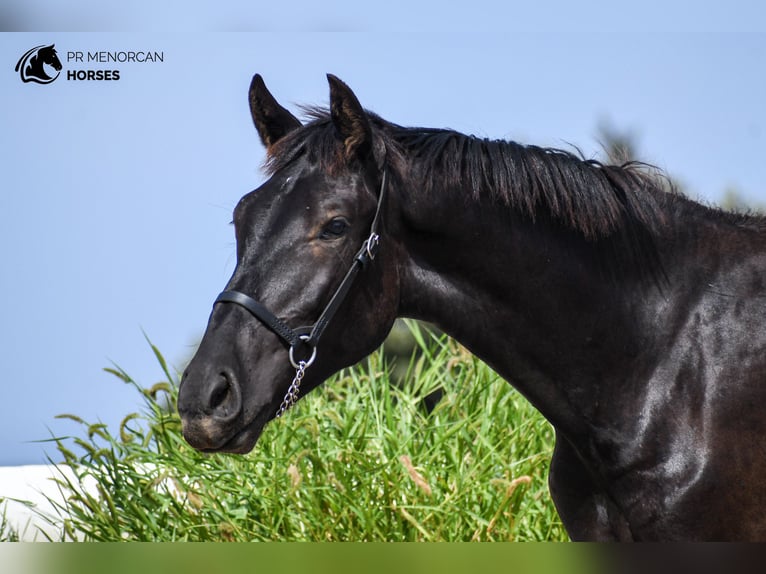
[394, 177, 668, 436]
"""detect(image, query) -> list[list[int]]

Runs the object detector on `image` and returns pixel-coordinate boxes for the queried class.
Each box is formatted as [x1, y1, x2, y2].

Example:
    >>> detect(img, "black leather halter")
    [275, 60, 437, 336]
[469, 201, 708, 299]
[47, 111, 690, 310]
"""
[214, 169, 388, 369]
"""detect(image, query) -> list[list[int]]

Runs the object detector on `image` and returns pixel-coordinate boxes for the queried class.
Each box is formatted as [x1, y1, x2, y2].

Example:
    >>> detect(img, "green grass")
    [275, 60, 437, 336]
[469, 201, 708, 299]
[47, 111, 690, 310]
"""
[0, 500, 20, 542]
[33, 322, 566, 541]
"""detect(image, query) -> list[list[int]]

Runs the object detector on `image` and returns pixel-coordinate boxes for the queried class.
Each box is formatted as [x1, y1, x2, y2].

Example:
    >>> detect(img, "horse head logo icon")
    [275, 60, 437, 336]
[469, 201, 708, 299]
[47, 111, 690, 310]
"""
[15, 44, 63, 84]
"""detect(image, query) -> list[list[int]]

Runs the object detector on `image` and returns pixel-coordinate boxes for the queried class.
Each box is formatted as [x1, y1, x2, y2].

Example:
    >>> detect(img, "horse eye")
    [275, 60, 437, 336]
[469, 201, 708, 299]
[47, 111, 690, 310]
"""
[319, 218, 349, 240]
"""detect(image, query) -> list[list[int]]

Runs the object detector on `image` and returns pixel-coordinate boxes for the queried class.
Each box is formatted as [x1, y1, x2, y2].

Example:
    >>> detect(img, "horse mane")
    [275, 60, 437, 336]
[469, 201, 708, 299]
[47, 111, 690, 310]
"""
[266, 107, 676, 243]
[391, 127, 670, 241]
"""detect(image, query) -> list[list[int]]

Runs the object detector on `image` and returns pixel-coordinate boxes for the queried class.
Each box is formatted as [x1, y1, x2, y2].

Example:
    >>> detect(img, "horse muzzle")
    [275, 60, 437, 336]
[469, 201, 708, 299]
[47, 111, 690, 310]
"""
[177, 366, 248, 451]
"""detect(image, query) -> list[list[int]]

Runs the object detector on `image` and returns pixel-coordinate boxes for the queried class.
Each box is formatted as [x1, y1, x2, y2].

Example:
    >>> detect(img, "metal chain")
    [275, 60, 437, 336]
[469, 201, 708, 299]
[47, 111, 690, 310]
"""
[276, 360, 307, 418]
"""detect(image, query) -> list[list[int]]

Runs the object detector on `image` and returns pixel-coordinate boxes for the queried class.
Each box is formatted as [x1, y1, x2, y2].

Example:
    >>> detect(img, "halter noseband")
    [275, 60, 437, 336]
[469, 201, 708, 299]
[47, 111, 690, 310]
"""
[213, 169, 388, 416]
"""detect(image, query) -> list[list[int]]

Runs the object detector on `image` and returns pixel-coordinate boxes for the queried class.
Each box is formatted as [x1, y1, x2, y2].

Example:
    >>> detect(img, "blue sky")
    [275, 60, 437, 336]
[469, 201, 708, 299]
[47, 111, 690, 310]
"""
[1, 27, 765, 465]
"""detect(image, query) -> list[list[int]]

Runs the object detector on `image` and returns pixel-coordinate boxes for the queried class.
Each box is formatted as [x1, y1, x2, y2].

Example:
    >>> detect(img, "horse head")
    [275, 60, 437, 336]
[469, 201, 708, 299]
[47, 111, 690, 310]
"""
[36, 45, 63, 73]
[177, 75, 401, 453]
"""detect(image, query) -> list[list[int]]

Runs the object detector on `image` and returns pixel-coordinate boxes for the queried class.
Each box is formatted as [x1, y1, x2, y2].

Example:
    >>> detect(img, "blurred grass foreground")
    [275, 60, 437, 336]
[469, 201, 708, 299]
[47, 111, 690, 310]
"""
[5, 321, 565, 541]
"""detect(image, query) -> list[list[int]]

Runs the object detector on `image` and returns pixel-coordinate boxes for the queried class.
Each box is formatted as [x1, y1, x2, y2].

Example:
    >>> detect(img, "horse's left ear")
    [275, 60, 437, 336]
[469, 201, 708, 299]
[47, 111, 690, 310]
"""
[328, 74, 384, 168]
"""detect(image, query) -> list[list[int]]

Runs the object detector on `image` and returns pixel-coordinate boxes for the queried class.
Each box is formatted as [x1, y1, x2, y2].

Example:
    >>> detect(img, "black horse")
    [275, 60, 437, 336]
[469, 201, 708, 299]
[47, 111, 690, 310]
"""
[15, 44, 62, 84]
[178, 74, 766, 541]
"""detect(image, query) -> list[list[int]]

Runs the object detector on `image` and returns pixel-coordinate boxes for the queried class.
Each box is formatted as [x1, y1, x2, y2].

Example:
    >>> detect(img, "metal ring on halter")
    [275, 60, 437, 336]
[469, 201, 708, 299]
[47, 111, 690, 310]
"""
[365, 232, 380, 260]
[289, 335, 317, 369]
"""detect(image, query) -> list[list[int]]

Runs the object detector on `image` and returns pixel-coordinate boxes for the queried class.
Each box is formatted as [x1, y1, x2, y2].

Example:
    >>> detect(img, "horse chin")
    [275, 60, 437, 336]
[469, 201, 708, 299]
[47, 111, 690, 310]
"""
[183, 403, 274, 455]
[200, 417, 267, 455]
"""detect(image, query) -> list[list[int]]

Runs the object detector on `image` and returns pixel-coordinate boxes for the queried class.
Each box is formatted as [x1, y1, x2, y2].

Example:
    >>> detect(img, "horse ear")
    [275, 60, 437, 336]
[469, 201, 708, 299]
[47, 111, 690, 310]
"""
[249, 74, 302, 150]
[327, 74, 383, 167]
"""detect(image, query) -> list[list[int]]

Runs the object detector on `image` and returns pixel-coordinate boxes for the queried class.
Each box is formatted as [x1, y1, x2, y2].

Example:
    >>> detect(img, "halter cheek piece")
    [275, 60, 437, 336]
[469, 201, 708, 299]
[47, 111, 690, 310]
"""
[213, 170, 388, 417]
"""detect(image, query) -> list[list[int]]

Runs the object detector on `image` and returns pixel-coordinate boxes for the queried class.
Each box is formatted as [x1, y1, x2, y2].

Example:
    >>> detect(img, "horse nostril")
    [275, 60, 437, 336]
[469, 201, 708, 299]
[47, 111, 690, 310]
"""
[204, 371, 241, 420]
[209, 375, 229, 410]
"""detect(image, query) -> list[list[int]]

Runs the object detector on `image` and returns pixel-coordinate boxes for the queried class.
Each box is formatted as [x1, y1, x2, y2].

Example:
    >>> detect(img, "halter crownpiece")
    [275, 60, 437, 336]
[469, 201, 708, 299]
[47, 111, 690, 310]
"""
[214, 169, 388, 416]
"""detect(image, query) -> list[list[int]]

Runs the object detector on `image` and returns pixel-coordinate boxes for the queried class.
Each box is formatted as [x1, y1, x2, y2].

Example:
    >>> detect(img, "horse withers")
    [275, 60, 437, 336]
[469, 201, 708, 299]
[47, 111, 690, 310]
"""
[177, 74, 766, 541]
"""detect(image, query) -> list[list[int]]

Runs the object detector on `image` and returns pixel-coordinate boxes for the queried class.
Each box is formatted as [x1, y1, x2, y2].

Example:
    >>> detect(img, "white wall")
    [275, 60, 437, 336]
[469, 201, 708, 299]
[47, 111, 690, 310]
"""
[0, 465, 74, 541]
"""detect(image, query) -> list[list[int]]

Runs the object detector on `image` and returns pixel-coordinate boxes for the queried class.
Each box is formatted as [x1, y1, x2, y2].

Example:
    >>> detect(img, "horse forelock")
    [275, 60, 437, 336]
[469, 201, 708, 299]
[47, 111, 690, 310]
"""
[264, 106, 402, 179]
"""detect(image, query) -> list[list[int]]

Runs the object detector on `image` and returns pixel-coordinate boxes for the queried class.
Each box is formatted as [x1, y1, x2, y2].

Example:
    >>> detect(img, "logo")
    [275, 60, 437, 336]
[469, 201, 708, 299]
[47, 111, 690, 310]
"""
[15, 44, 62, 84]
[14, 44, 164, 85]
